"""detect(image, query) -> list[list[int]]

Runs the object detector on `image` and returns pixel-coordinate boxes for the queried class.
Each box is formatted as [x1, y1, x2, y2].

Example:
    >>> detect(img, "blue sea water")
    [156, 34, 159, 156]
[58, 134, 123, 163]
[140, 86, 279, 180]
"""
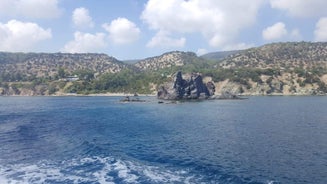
[0, 96, 326, 184]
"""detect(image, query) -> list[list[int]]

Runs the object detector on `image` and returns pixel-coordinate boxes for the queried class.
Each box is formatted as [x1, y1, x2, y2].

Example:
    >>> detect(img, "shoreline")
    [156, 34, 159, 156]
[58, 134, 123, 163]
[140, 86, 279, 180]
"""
[1, 93, 326, 97]
[0, 93, 157, 97]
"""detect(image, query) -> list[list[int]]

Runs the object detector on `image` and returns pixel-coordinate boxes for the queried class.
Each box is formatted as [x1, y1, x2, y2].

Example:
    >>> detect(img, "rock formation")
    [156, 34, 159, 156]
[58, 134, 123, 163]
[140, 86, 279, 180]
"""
[157, 71, 215, 100]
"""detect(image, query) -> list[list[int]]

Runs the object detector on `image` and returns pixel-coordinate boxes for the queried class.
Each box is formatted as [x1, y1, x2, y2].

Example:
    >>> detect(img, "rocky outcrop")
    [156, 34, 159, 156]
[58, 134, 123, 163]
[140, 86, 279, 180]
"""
[0, 84, 48, 96]
[157, 71, 215, 100]
[216, 91, 245, 99]
[119, 96, 146, 102]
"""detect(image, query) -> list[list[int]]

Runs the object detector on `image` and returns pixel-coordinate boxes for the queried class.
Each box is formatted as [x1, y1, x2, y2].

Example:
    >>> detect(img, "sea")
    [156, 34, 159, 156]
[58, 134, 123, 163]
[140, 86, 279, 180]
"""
[0, 96, 326, 184]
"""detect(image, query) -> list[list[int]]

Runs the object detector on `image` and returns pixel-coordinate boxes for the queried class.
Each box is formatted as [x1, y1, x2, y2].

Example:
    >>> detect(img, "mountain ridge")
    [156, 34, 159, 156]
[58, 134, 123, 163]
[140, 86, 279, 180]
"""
[200, 50, 241, 61]
[0, 41, 327, 96]
[216, 42, 327, 69]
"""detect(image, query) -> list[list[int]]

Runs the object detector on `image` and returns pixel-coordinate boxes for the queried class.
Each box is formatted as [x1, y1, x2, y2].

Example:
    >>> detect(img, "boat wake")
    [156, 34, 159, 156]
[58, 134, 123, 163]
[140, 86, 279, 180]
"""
[0, 156, 198, 184]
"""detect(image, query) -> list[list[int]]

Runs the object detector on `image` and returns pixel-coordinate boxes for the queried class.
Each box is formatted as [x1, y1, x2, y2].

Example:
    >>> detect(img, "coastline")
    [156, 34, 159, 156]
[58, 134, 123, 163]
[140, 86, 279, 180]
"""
[0, 91, 326, 97]
[51, 92, 156, 97]
[1, 93, 326, 97]
[0, 92, 156, 97]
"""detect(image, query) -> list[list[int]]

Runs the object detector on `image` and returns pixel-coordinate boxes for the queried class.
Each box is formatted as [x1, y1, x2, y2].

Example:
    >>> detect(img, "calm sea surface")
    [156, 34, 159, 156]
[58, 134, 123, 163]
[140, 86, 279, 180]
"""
[0, 96, 326, 184]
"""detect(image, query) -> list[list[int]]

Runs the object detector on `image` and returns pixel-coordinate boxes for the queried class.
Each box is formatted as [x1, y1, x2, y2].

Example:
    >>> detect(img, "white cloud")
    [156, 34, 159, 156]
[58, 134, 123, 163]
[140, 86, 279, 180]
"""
[103, 18, 140, 45]
[0, 20, 52, 51]
[196, 48, 208, 56]
[62, 32, 107, 53]
[146, 31, 185, 48]
[0, 0, 62, 19]
[141, 0, 264, 48]
[72, 7, 94, 29]
[314, 17, 327, 42]
[222, 43, 255, 51]
[270, 0, 327, 18]
[262, 23, 303, 42]
[262, 22, 288, 41]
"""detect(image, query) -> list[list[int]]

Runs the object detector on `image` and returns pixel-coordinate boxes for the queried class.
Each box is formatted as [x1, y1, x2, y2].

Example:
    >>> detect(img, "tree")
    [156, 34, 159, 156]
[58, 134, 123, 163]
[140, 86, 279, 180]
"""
[318, 81, 327, 93]
[48, 84, 57, 95]
[58, 67, 66, 78]
[74, 70, 95, 82]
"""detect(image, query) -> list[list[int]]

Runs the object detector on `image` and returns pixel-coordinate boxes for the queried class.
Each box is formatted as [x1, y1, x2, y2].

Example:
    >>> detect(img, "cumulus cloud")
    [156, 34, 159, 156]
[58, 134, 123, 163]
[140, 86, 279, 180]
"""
[103, 18, 140, 45]
[72, 7, 94, 29]
[262, 22, 288, 41]
[62, 32, 107, 53]
[196, 48, 208, 56]
[270, 0, 327, 18]
[222, 43, 255, 51]
[146, 31, 185, 48]
[141, 0, 264, 48]
[314, 17, 327, 41]
[0, 0, 62, 19]
[0, 20, 52, 51]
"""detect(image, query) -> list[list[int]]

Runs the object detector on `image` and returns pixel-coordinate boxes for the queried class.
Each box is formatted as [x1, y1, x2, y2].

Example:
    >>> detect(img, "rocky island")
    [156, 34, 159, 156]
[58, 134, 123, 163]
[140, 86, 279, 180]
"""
[157, 71, 214, 100]
[157, 71, 242, 100]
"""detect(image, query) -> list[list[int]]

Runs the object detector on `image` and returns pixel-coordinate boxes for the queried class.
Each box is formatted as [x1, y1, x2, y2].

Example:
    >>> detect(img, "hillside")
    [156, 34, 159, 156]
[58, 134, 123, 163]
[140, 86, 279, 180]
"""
[134, 51, 202, 71]
[0, 42, 327, 96]
[0, 51, 200, 78]
[208, 42, 327, 95]
[217, 42, 327, 69]
[0, 52, 128, 79]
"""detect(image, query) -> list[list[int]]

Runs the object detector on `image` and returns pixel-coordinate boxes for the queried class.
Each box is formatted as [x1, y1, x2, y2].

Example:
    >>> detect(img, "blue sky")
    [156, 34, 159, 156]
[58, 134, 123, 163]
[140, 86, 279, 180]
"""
[0, 0, 326, 60]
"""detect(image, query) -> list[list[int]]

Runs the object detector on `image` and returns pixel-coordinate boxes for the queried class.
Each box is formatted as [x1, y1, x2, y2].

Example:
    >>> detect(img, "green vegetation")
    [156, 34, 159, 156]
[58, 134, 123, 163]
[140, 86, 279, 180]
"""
[5, 70, 325, 96]
[0, 42, 327, 95]
[1, 61, 326, 95]
[62, 69, 169, 94]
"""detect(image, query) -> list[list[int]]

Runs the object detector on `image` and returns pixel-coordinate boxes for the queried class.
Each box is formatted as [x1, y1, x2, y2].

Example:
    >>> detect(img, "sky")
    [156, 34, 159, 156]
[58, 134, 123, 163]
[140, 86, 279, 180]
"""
[0, 0, 326, 60]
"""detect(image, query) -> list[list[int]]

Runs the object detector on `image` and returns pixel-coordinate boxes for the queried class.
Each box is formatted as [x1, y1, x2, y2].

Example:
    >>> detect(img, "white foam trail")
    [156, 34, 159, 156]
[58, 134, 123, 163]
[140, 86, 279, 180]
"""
[267, 180, 279, 184]
[113, 160, 139, 183]
[0, 163, 67, 184]
[0, 156, 199, 184]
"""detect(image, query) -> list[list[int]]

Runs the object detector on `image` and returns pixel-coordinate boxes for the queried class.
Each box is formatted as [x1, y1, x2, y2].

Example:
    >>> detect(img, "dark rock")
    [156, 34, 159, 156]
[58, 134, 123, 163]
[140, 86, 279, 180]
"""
[157, 71, 215, 100]
[207, 81, 215, 96]
[157, 71, 247, 100]
[120, 96, 146, 102]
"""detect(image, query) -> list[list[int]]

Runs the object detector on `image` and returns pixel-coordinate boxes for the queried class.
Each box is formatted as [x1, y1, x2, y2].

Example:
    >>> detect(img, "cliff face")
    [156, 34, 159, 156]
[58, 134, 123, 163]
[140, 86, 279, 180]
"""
[157, 71, 215, 100]
[214, 74, 327, 96]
